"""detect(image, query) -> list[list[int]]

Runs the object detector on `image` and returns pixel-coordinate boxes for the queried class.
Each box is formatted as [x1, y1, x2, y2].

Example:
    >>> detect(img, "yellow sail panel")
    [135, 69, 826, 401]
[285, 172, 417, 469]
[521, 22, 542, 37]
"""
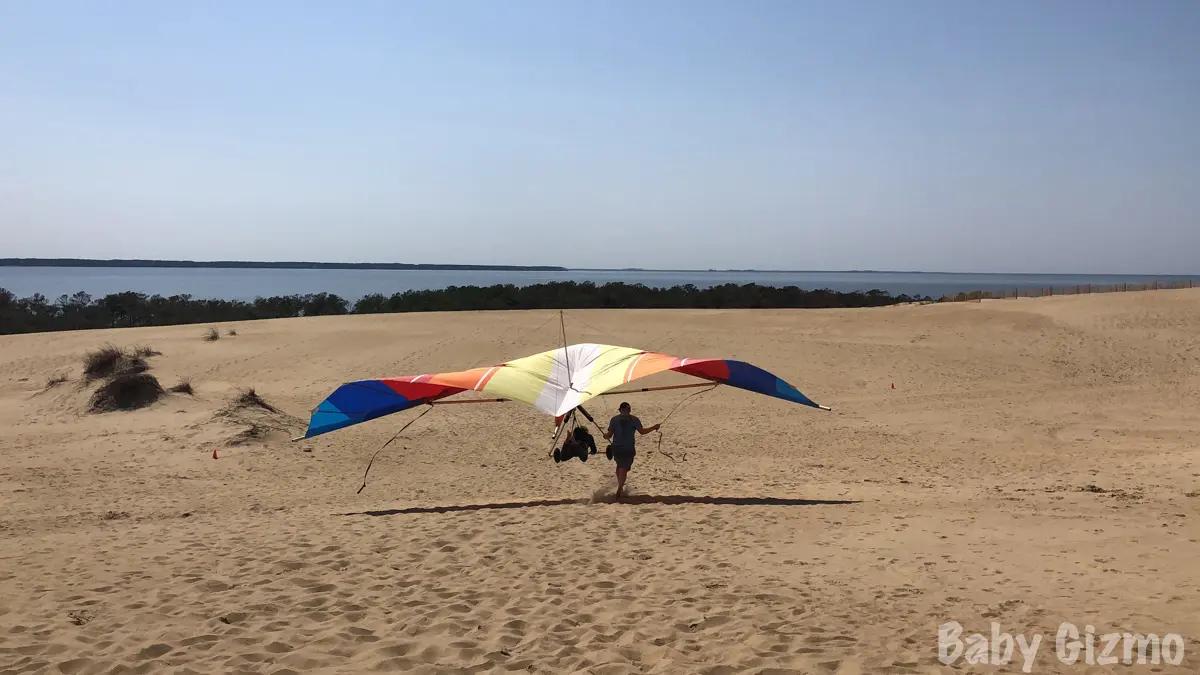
[477, 343, 648, 416]
[481, 344, 584, 414]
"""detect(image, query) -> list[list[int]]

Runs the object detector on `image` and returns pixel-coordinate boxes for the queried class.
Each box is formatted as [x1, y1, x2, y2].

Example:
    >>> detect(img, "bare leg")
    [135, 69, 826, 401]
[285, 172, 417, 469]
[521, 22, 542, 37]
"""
[615, 467, 628, 497]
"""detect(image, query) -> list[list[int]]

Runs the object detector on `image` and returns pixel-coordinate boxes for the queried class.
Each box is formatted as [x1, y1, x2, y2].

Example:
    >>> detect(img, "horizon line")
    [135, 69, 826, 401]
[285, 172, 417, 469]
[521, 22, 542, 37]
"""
[1, 258, 1198, 277]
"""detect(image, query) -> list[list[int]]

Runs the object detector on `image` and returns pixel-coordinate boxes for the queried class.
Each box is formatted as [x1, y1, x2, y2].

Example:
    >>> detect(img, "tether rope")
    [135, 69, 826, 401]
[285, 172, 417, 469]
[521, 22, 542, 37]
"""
[357, 404, 435, 494]
[652, 382, 719, 462]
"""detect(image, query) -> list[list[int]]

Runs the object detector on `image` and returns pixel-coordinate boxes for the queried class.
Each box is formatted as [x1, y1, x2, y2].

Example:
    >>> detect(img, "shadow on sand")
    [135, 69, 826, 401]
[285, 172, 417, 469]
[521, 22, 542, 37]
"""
[344, 495, 860, 517]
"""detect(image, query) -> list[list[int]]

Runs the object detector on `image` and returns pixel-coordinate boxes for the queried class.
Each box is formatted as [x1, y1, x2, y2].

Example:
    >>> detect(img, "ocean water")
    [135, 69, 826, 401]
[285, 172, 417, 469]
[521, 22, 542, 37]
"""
[1, 266, 1198, 303]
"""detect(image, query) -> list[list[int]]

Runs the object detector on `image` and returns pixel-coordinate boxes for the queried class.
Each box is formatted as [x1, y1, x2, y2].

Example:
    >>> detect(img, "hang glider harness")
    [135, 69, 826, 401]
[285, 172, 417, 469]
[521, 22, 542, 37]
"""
[293, 311, 832, 493]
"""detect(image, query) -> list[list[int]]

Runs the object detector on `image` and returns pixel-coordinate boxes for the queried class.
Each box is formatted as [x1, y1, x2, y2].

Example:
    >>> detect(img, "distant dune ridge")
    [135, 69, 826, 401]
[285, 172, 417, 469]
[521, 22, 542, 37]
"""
[1, 289, 1198, 673]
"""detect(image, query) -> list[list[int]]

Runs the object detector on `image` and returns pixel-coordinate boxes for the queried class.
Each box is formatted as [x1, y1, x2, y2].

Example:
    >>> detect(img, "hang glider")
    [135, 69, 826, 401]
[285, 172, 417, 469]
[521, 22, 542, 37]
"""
[300, 343, 829, 440]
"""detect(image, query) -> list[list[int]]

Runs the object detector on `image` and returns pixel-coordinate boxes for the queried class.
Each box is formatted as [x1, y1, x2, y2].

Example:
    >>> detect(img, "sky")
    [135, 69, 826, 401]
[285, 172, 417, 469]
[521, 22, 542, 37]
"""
[1, 1, 1198, 273]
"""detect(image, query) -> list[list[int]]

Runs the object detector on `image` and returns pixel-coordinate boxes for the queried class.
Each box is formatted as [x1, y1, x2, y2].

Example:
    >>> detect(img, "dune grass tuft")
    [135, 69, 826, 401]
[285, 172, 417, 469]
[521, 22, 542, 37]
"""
[83, 345, 149, 381]
[88, 372, 165, 412]
[231, 387, 280, 413]
[132, 345, 161, 358]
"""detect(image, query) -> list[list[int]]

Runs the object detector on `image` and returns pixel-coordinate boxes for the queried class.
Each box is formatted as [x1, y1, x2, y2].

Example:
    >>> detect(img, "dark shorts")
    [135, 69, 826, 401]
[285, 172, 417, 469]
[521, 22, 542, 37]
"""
[611, 445, 635, 469]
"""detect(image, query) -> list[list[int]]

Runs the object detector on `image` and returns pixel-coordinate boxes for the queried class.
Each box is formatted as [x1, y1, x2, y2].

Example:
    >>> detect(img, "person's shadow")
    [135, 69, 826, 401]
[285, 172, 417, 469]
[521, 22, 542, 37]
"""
[343, 495, 859, 516]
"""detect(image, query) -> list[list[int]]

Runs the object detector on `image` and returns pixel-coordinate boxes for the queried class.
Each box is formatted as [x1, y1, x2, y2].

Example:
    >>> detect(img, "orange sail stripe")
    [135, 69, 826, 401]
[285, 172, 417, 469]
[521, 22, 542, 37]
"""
[628, 352, 677, 382]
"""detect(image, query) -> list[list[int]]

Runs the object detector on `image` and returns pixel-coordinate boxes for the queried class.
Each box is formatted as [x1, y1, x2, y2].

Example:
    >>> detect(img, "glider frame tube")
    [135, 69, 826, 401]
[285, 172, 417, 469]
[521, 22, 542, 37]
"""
[424, 381, 831, 408]
[430, 381, 721, 406]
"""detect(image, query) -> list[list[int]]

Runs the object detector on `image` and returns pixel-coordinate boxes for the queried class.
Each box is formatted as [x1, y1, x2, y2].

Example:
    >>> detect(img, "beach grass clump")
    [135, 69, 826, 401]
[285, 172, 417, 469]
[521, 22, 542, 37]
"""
[169, 378, 195, 395]
[132, 345, 161, 357]
[211, 386, 302, 447]
[83, 345, 149, 381]
[203, 327, 221, 342]
[79, 343, 168, 412]
[88, 372, 165, 412]
[83, 345, 126, 379]
[232, 387, 280, 413]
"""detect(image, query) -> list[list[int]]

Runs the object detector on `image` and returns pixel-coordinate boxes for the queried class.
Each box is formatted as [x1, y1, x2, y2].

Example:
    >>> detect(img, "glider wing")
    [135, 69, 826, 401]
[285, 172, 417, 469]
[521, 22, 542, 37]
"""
[301, 343, 824, 439]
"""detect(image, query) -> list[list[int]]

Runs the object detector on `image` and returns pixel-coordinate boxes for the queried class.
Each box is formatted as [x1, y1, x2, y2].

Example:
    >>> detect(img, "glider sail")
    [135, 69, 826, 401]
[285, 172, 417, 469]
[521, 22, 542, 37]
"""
[302, 343, 826, 439]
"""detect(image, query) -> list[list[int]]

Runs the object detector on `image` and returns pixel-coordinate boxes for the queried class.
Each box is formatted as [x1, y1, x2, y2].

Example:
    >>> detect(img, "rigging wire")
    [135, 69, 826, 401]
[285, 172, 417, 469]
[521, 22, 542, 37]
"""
[470, 312, 560, 369]
[643, 329, 677, 354]
[560, 310, 627, 347]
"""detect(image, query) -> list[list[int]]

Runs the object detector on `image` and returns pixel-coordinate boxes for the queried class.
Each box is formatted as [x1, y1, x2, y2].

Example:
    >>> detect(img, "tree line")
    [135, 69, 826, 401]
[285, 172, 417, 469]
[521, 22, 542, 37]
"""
[0, 282, 930, 335]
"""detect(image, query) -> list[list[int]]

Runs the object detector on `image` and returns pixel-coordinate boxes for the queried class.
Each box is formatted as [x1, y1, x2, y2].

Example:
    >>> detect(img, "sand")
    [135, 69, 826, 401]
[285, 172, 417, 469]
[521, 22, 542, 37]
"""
[2, 290, 1198, 674]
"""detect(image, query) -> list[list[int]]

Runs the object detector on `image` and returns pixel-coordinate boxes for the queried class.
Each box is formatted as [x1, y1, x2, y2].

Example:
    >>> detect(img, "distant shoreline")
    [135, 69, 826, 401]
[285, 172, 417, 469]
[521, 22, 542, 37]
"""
[0, 258, 566, 272]
[2, 259, 1196, 277]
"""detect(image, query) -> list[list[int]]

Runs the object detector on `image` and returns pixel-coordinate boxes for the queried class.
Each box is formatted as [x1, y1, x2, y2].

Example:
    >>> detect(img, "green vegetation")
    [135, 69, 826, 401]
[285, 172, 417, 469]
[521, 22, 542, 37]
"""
[0, 282, 926, 335]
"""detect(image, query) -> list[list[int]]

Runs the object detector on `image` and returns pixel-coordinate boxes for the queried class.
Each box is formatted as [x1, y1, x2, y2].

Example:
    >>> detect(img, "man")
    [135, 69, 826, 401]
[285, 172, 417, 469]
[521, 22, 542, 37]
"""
[602, 401, 660, 497]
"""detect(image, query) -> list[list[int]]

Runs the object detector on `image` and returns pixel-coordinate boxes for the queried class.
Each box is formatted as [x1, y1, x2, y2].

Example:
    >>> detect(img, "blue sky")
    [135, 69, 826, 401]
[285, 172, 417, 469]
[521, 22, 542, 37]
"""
[1, 1, 1197, 273]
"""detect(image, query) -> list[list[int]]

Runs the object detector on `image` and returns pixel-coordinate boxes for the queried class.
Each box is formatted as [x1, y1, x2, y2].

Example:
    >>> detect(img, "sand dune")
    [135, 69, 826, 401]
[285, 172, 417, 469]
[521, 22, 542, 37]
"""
[2, 291, 1199, 673]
